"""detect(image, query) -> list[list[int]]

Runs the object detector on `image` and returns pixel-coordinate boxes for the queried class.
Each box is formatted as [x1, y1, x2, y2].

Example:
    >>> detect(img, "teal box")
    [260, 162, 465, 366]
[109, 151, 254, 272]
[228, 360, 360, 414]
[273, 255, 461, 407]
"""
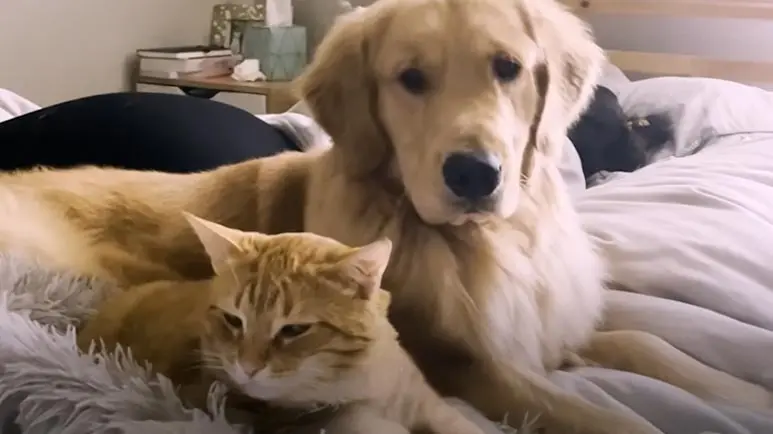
[242, 25, 307, 81]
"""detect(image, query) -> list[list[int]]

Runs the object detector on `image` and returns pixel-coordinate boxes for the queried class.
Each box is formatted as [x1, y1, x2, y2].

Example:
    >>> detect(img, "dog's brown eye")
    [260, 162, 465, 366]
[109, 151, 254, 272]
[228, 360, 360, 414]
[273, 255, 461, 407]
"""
[397, 67, 429, 95]
[277, 323, 312, 339]
[492, 54, 521, 82]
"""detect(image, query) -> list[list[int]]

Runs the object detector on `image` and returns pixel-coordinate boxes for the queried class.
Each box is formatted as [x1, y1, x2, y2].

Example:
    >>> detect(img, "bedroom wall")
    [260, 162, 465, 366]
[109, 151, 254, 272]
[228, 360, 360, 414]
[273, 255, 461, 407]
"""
[0, 0, 224, 106]
[292, 0, 365, 56]
[586, 15, 773, 63]
[292, 0, 773, 89]
[585, 13, 773, 88]
[10, 0, 765, 106]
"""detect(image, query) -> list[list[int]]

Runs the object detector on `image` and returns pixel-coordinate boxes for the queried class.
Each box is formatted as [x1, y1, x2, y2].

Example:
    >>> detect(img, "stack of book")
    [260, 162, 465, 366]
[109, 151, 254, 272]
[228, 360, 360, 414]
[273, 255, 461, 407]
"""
[136, 45, 243, 79]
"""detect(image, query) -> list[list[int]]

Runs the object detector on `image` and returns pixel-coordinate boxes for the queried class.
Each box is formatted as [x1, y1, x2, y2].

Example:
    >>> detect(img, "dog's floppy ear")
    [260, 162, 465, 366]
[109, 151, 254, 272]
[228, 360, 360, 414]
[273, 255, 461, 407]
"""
[295, 10, 388, 175]
[522, 0, 606, 160]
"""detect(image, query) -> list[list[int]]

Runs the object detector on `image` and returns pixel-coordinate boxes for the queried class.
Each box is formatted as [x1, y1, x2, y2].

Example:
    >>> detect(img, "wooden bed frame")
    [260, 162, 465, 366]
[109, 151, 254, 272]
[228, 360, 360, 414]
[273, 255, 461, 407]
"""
[560, 0, 773, 84]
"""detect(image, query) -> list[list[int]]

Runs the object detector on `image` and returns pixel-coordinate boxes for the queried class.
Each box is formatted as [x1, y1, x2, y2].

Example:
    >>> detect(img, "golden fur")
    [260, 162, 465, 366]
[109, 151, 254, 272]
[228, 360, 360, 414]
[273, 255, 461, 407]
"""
[1, 0, 770, 432]
[0, 153, 309, 284]
[77, 216, 484, 434]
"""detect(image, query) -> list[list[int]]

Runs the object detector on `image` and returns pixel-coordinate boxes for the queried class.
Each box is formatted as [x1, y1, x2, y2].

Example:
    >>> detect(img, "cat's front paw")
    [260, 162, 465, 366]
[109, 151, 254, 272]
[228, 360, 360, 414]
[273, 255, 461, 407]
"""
[326, 405, 410, 434]
[538, 424, 661, 434]
[536, 413, 663, 434]
[559, 352, 600, 370]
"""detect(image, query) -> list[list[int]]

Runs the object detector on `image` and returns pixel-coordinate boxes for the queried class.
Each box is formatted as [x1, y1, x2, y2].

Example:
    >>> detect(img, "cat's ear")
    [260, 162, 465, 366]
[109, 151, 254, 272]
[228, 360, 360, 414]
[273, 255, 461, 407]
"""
[339, 237, 392, 300]
[183, 212, 246, 273]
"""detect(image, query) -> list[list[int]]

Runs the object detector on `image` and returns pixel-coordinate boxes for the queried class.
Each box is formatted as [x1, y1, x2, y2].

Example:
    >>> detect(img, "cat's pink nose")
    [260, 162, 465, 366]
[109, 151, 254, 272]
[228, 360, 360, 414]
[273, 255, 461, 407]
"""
[240, 361, 263, 377]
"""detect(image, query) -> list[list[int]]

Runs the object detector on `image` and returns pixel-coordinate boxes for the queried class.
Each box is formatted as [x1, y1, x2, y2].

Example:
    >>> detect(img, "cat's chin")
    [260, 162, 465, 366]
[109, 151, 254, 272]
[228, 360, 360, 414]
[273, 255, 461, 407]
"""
[273, 398, 333, 410]
[236, 380, 342, 409]
[237, 386, 334, 410]
[223, 364, 307, 406]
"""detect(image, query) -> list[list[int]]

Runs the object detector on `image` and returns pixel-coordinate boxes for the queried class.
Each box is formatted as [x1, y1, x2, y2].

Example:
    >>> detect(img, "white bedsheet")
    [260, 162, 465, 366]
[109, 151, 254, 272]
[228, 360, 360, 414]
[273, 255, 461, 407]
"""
[543, 76, 773, 433]
[565, 133, 773, 434]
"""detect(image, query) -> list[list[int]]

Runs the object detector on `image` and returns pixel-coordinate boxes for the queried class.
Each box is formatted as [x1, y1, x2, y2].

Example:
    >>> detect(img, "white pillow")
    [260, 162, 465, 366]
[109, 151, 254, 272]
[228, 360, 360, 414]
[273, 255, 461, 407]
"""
[598, 62, 631, 94]
[0, 89, 40, 123]
[616, 77, 773, 156]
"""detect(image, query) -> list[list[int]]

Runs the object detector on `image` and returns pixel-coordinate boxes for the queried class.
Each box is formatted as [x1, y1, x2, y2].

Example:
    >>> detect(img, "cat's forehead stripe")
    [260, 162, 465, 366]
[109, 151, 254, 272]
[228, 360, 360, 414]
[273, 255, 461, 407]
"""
[231, 239, 376, 332]
[234, 280, 250, 308]
[250, 274, 280, 311]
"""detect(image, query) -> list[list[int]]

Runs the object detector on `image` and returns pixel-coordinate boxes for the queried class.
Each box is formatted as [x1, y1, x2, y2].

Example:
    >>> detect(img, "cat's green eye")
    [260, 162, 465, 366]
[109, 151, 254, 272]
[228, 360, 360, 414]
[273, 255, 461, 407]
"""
[277, 323, 312, 339]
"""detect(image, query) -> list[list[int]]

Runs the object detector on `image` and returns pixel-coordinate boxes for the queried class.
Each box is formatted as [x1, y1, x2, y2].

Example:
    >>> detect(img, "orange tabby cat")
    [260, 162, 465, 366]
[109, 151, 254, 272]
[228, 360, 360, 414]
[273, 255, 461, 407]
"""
[77, 213, 485, 434]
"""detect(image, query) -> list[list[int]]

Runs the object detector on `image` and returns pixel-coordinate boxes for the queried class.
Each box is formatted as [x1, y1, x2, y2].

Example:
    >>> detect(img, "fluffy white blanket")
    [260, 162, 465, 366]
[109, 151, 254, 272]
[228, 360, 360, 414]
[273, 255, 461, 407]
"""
[0, 254, 250, 434]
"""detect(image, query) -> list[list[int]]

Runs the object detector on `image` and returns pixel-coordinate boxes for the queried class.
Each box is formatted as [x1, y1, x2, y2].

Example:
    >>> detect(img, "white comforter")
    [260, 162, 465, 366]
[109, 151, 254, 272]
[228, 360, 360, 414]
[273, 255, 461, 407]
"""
[547, 76, 773, 434]
[566, 134, 773, 434]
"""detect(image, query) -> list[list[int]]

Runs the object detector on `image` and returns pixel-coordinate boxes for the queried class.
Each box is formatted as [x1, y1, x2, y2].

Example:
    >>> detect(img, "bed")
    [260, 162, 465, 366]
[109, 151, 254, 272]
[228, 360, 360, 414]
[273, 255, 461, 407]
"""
[557, 2, 773, 433]
[3, 1, 773, 433]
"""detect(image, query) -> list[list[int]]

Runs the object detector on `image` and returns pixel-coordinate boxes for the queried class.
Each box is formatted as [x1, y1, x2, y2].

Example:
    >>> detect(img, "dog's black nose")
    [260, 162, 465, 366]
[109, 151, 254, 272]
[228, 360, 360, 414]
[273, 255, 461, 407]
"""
[442, 151, 502, 201]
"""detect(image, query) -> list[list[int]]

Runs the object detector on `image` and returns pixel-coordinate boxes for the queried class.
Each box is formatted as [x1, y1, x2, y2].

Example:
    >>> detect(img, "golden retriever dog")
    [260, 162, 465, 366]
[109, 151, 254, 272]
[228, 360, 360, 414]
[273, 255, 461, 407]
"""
[0, 0, 769, 433]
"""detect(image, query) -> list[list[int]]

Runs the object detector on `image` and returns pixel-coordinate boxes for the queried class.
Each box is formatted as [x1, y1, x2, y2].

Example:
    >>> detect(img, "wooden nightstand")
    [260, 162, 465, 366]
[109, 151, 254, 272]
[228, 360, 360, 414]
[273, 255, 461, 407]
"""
[134, 76, 298, 114]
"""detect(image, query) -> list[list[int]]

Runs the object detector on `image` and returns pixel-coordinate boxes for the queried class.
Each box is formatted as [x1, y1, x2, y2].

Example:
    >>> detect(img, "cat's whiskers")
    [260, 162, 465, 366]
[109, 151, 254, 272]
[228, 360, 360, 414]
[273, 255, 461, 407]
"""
[182, 359, 208, 371]
[196, 349, 226, 371]
[190, 358, 220, 372]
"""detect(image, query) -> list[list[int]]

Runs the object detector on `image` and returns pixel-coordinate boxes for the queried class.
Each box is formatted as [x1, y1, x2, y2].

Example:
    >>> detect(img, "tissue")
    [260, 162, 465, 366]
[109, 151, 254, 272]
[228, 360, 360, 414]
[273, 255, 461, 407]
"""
[265, 0, 293, 27]
[339, 1, 366, 15]
[231, 59, 266, 82]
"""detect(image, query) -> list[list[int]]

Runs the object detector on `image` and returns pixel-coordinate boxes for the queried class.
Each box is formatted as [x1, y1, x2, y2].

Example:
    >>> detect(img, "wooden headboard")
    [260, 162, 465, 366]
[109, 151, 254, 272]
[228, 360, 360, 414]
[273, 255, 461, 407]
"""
[560, 0, 773, 84]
